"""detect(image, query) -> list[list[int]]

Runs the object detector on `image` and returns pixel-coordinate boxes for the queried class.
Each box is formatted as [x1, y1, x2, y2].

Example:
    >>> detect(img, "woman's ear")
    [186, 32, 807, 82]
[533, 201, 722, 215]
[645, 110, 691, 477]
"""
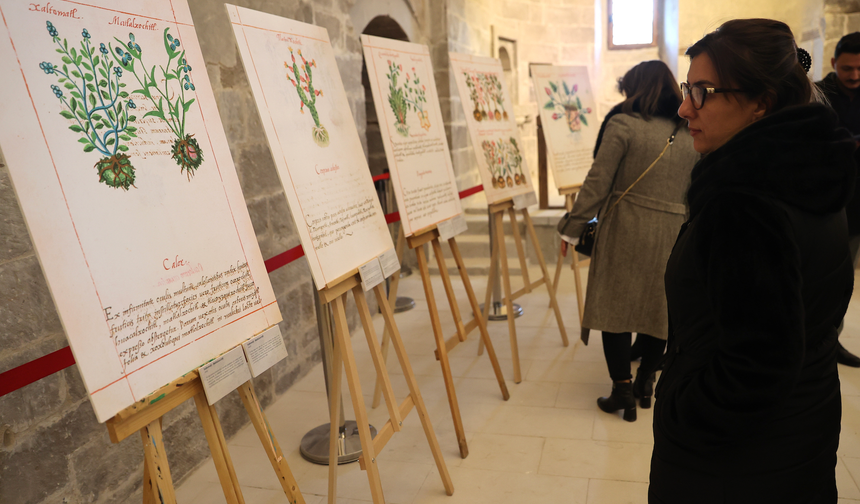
[752, 94, 771, 121]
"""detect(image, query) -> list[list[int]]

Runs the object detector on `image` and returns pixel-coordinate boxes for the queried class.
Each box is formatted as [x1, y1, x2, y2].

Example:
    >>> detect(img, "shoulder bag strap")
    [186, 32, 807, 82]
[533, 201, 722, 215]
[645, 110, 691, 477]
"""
[604, 120, 684, 217]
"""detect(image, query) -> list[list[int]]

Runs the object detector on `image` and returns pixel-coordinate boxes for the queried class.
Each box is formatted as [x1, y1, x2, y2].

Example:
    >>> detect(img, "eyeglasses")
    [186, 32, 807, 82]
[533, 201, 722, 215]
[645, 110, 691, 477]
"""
[680, 82, 746, 110]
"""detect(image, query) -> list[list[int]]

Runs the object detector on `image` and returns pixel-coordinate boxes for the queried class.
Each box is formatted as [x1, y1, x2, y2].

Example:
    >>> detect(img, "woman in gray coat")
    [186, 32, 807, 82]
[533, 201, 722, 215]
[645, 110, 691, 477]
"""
[559, 61, 698, 421]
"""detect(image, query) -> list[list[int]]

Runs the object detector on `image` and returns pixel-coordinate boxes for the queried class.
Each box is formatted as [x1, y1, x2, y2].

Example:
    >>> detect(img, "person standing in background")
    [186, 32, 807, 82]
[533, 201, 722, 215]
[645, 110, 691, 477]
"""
[817, 32, 860, 367]
[557, 61, 698, 422]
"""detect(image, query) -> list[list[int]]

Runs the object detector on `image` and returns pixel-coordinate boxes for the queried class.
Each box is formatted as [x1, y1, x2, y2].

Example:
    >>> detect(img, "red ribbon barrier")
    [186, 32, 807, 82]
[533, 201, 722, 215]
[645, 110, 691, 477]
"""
[0, 183, 485, 396]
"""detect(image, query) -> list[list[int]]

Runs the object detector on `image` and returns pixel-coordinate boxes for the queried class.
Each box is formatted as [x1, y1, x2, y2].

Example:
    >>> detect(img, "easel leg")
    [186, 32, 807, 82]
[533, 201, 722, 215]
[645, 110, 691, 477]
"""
[552, 192, 576, 306]
[331, 294, 386, 503]
[449, 238, 510, 401]
[140, 418, 177, 504]
[327, 323, 343, 504]
[431, 238, 468, 343]
[237, 382, 306, 504]
[373, 226, 406, 409]
[496, 210, 522, 383]
[193, 393, 244, 504]
[523, 209, 570, 347]
[373, 284, 455, 495]
[415, 244, 469, 459]
[353, 286, 402, 430]
[477, 232, 500, 357]
[507, 208, 531, 291]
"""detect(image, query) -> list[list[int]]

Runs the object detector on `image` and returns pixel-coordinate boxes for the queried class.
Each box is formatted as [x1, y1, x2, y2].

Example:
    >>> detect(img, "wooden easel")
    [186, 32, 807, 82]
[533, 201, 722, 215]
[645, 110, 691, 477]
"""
[478, 199, 569, 383]
[105, 367, 304, 504]
[550, 185, 589, 325]
[319, 271, 454, 504]
[406, 224, 512, 458]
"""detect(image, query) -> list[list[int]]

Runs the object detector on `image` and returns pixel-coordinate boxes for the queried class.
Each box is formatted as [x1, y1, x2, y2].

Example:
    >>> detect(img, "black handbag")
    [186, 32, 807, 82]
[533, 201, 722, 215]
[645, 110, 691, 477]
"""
[558, 120, 683, 257]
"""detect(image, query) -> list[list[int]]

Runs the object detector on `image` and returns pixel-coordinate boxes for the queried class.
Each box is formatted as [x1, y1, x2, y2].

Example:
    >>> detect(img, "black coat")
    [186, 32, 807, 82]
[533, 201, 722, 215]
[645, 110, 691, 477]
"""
[650, 104, 856, 503]
[817, 73, 860, 235]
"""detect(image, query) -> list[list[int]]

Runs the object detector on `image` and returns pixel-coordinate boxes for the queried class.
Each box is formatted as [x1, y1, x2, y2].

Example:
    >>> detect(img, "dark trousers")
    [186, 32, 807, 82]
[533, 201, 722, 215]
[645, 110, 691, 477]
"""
[602, 331, 666, 382]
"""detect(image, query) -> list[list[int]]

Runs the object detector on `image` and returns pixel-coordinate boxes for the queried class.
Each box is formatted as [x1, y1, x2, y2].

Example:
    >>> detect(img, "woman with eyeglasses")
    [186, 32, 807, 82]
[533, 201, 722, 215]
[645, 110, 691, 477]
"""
[557, 60, 698, 422]
[650, 19, 856, 503]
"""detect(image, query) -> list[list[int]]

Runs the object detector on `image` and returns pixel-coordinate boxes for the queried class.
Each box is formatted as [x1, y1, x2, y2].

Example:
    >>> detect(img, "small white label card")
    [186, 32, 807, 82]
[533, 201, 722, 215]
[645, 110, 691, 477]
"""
[437, 213, 469, 241]
[378, 248, 401, 279]
[359, 257, 385, 292]
[242, 326, 289, 378]
[513, 191, 538, 210]
[198, 346, 252, 405]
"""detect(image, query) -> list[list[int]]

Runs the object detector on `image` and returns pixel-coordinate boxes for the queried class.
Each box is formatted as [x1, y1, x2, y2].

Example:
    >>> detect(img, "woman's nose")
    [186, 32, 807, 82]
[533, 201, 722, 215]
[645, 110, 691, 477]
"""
[678, 94, 695, 120]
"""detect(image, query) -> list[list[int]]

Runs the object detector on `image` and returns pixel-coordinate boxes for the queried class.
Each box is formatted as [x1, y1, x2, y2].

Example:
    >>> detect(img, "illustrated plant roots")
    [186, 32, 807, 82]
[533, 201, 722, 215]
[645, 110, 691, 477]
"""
[39, 22, 139, 190]
[481, 137, 525, 188]
[544, 81, 591, 132]
[387, 61, 429, 137]
[172, 134, 203, 179]
[464, 71, 508, 122]
[285, 47, 329, 147]
[96, 153, 135, 189]
[116, 28, 204, 179]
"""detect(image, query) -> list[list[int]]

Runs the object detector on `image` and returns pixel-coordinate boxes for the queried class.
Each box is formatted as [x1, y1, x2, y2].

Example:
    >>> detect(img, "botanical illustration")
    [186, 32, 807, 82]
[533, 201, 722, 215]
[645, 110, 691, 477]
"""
[481, 137, 525, 188]
[386, 60, 429, 137]
[40, 21, 139, 190]
[463, 71, 508, 122]
[115, 28, 204, 179]
[544, 81, 592, 132]
[285, 47, 329, 147]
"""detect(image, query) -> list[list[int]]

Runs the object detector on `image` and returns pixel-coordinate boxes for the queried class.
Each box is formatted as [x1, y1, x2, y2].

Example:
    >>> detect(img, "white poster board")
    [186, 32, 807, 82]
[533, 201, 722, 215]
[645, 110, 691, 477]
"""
[0, 0, 281, 422]
[228, 6, 393, 289]
[449, 52, 536, 205]
[360, 35, 463, 236]
[530, 65, 597, 191]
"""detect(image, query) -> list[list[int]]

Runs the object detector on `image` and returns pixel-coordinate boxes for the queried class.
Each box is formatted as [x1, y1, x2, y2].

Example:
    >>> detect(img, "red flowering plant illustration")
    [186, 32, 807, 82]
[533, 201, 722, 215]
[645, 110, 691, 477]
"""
[386, 61, 429, 137]
[285, 47, 328, 147]
[544, 81, 591, 132]
[464, 71, 509, 122]
[481, 137, 525, 188]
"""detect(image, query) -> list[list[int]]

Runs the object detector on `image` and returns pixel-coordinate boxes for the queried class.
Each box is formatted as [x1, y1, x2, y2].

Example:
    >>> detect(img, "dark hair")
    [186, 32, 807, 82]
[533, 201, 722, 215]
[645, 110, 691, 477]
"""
[616, 60, 682, 120]
[686, 19, 813, 115]
[835, 32, 860, 59]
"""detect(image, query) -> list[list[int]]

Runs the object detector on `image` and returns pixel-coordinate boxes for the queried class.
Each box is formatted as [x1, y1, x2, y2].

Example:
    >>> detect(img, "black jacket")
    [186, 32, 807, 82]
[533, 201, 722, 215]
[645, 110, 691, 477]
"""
[818, 72, 860, 235]
[650, 104, 856, 503]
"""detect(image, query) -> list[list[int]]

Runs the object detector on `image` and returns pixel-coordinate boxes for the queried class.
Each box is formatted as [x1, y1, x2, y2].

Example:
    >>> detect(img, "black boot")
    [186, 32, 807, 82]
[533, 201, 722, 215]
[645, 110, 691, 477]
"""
[597, 382, 636, 422]
[633, 369, 656, 408]
[837, 342, 860, 367]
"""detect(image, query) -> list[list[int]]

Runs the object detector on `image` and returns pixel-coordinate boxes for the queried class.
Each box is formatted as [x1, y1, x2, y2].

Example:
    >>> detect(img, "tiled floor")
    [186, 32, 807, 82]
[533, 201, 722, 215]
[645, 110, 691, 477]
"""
[176, 265, 860, 503]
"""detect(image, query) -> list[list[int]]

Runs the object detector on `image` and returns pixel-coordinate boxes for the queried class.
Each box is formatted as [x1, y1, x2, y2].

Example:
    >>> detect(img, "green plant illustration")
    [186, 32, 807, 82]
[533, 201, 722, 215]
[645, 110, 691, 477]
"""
[40, 21, 139, 190]
[543, 81, 591, 132]
[285, 47, 329, 147]
[114, 28, 204, 179]
[481, 137, 524, 189]
[463, 71, 508, 122]
[386, 60, 429, 137]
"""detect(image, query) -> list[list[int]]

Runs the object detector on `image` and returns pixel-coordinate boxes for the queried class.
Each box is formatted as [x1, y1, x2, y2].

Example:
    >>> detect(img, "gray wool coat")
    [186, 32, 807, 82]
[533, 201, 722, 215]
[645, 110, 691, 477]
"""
[564, 113, 698, 339]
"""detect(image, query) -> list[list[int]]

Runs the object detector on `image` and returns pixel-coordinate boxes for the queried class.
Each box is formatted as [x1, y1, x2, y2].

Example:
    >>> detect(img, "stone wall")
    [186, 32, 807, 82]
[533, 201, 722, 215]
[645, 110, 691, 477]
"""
[824, 0, 860, 79]
[0, 1, 368, 502]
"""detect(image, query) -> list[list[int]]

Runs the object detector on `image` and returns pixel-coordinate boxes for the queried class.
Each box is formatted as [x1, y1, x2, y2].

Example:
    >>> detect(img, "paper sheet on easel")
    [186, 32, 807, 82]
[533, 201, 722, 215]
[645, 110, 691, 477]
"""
[199, 346, 252, 405]
[0, 0, 281, 422]
[242, 326, 288, 378]
[449, 52, 535, 205]
[360, 35, 463, 236]
[437, 214, 469, 241]
[530, 64, 597, 190]
[228, 5, 393, 290]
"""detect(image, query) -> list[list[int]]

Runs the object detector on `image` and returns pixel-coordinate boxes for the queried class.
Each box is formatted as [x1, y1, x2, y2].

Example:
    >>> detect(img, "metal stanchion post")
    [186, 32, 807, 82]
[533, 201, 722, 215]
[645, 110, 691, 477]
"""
[299, 282, 376, 464]
[376, 172, 414, 313]
[480, 207, 523, 320]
